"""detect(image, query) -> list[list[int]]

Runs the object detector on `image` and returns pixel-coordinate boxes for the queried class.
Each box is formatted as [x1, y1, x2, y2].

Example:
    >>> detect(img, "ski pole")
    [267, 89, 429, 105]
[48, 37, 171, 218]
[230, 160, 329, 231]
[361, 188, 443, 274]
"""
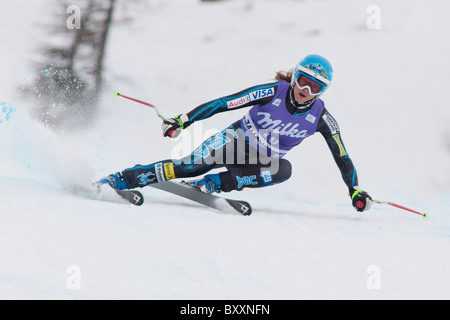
[373, 200, 430, 218]
[114, 90, 166, 121]
[114, 90, 178, 137]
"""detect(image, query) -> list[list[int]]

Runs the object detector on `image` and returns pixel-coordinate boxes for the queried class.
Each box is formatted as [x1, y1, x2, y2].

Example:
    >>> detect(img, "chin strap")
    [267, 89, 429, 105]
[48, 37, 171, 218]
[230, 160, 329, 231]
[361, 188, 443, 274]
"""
[289, 87, 317, 112]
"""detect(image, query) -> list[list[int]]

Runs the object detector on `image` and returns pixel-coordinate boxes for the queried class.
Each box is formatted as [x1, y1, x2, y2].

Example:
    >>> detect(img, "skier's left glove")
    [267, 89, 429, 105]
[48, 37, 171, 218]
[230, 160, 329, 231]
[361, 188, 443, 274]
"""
[350, 187, 373, 212]
[162, 114, 190, 138]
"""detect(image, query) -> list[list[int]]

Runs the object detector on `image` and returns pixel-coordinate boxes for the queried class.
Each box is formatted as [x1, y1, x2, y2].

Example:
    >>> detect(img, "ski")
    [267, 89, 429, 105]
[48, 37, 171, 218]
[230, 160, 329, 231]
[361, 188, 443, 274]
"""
[68, 183, 144, 206]
[149, 181, 252, 215]
[70, 181, 250, 213]
[116, 190, 144, 206]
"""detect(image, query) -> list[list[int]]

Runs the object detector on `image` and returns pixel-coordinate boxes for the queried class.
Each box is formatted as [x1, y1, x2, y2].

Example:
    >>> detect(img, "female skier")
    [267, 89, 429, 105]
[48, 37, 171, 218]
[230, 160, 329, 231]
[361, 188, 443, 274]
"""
[98, 54, 373, 212]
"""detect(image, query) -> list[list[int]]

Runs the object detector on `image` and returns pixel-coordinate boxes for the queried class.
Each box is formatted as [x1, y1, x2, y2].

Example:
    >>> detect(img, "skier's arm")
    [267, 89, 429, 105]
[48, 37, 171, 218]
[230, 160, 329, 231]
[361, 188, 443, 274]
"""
[316, 109, 372, 211]
[162, 82, 279, 138]
[316, 108, 359, 193]
[186, 82, 279, 124]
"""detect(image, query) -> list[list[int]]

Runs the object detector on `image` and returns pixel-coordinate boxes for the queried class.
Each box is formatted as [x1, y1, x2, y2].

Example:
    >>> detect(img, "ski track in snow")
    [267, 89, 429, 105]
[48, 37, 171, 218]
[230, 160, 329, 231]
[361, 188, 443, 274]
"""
[1, 174, 449, 299]
[1, 0, 450, 299]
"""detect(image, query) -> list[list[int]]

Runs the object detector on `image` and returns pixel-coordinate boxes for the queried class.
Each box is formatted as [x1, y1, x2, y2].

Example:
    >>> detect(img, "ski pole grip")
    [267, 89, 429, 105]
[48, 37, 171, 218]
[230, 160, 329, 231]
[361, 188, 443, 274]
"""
[168, 130, 176, 137]
[165, 116, 185, 138]
[173, 116, 185, 130]
[351, 189, 364, 200]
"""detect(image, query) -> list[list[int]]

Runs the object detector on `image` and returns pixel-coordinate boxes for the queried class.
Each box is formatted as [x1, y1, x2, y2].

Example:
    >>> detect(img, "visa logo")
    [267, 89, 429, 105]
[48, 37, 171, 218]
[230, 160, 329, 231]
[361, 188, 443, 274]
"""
[249, 88, 275, 101]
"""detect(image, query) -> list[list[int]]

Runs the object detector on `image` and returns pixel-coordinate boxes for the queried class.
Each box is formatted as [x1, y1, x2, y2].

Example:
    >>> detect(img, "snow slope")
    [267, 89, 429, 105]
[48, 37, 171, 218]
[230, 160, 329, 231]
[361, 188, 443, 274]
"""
[1, 0, 449, 300]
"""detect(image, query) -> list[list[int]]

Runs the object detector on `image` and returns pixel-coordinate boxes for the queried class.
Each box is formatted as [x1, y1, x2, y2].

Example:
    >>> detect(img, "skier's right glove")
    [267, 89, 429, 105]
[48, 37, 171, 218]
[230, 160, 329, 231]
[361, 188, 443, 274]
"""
[162, 114, 190, 138]
[350, 187, 373, 212]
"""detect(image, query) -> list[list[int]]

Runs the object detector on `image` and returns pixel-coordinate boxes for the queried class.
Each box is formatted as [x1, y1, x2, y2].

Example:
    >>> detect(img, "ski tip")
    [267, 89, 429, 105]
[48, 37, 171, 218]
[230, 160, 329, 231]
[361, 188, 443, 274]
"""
[116, 190, 144, 206]
[114, 90, 121, 97]
[226, 199, 252, 216]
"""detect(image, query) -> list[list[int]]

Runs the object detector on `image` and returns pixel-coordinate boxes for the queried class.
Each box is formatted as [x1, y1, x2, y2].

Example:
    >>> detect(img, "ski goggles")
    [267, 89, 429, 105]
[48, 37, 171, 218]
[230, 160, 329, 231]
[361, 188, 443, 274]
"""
[294, 73, 327, 96]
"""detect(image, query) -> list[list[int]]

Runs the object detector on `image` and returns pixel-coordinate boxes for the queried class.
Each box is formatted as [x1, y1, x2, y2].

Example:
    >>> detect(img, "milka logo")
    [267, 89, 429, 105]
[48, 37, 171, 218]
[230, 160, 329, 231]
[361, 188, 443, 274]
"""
[249, 88, 274, 101]
[256, 112, 308, 138]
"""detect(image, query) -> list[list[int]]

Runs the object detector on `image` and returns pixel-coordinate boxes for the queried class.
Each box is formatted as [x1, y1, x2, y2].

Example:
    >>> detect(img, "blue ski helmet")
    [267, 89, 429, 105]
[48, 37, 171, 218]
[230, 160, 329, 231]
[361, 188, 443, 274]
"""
[291, 54, 333, 95]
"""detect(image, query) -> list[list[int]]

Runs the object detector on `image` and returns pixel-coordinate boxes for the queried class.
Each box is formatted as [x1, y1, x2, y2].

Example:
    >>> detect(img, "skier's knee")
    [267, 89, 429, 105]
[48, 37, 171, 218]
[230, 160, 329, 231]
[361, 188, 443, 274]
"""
[221, 159, 292, 192]
[276, 158, 292, 182]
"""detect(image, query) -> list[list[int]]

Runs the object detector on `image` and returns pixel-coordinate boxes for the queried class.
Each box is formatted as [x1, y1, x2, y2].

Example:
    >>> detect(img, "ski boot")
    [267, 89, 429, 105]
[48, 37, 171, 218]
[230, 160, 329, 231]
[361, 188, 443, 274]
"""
[185, 174, 222, 194]
[96, 173, 127, 191]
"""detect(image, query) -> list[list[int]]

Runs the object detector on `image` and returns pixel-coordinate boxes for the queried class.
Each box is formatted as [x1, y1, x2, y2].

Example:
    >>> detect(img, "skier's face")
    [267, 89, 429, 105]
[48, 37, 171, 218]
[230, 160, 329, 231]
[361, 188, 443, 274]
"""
[293, 81, 316, 103]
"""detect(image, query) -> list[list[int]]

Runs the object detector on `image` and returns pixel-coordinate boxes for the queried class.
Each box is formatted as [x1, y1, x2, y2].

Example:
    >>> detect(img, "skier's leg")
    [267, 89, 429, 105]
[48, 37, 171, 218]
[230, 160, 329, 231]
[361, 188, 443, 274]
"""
[182, 123, 294, 194]
[98, 159, 219, 190]
[181, 122, 250, 193]
[98, 123, 242, 190]
[218, 158, 292, 192]
[185, 158, 292, 193]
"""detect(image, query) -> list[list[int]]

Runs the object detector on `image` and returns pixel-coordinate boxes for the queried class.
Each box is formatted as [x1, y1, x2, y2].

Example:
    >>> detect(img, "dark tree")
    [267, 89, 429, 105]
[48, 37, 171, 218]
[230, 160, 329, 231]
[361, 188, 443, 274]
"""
[23, 0, 116, 129]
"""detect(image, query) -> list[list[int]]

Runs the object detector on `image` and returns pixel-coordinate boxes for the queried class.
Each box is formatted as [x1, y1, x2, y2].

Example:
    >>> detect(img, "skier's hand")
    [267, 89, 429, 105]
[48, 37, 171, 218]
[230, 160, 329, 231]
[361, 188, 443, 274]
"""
[162, 114, 189, 138]
[351, 187, 373, 212]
